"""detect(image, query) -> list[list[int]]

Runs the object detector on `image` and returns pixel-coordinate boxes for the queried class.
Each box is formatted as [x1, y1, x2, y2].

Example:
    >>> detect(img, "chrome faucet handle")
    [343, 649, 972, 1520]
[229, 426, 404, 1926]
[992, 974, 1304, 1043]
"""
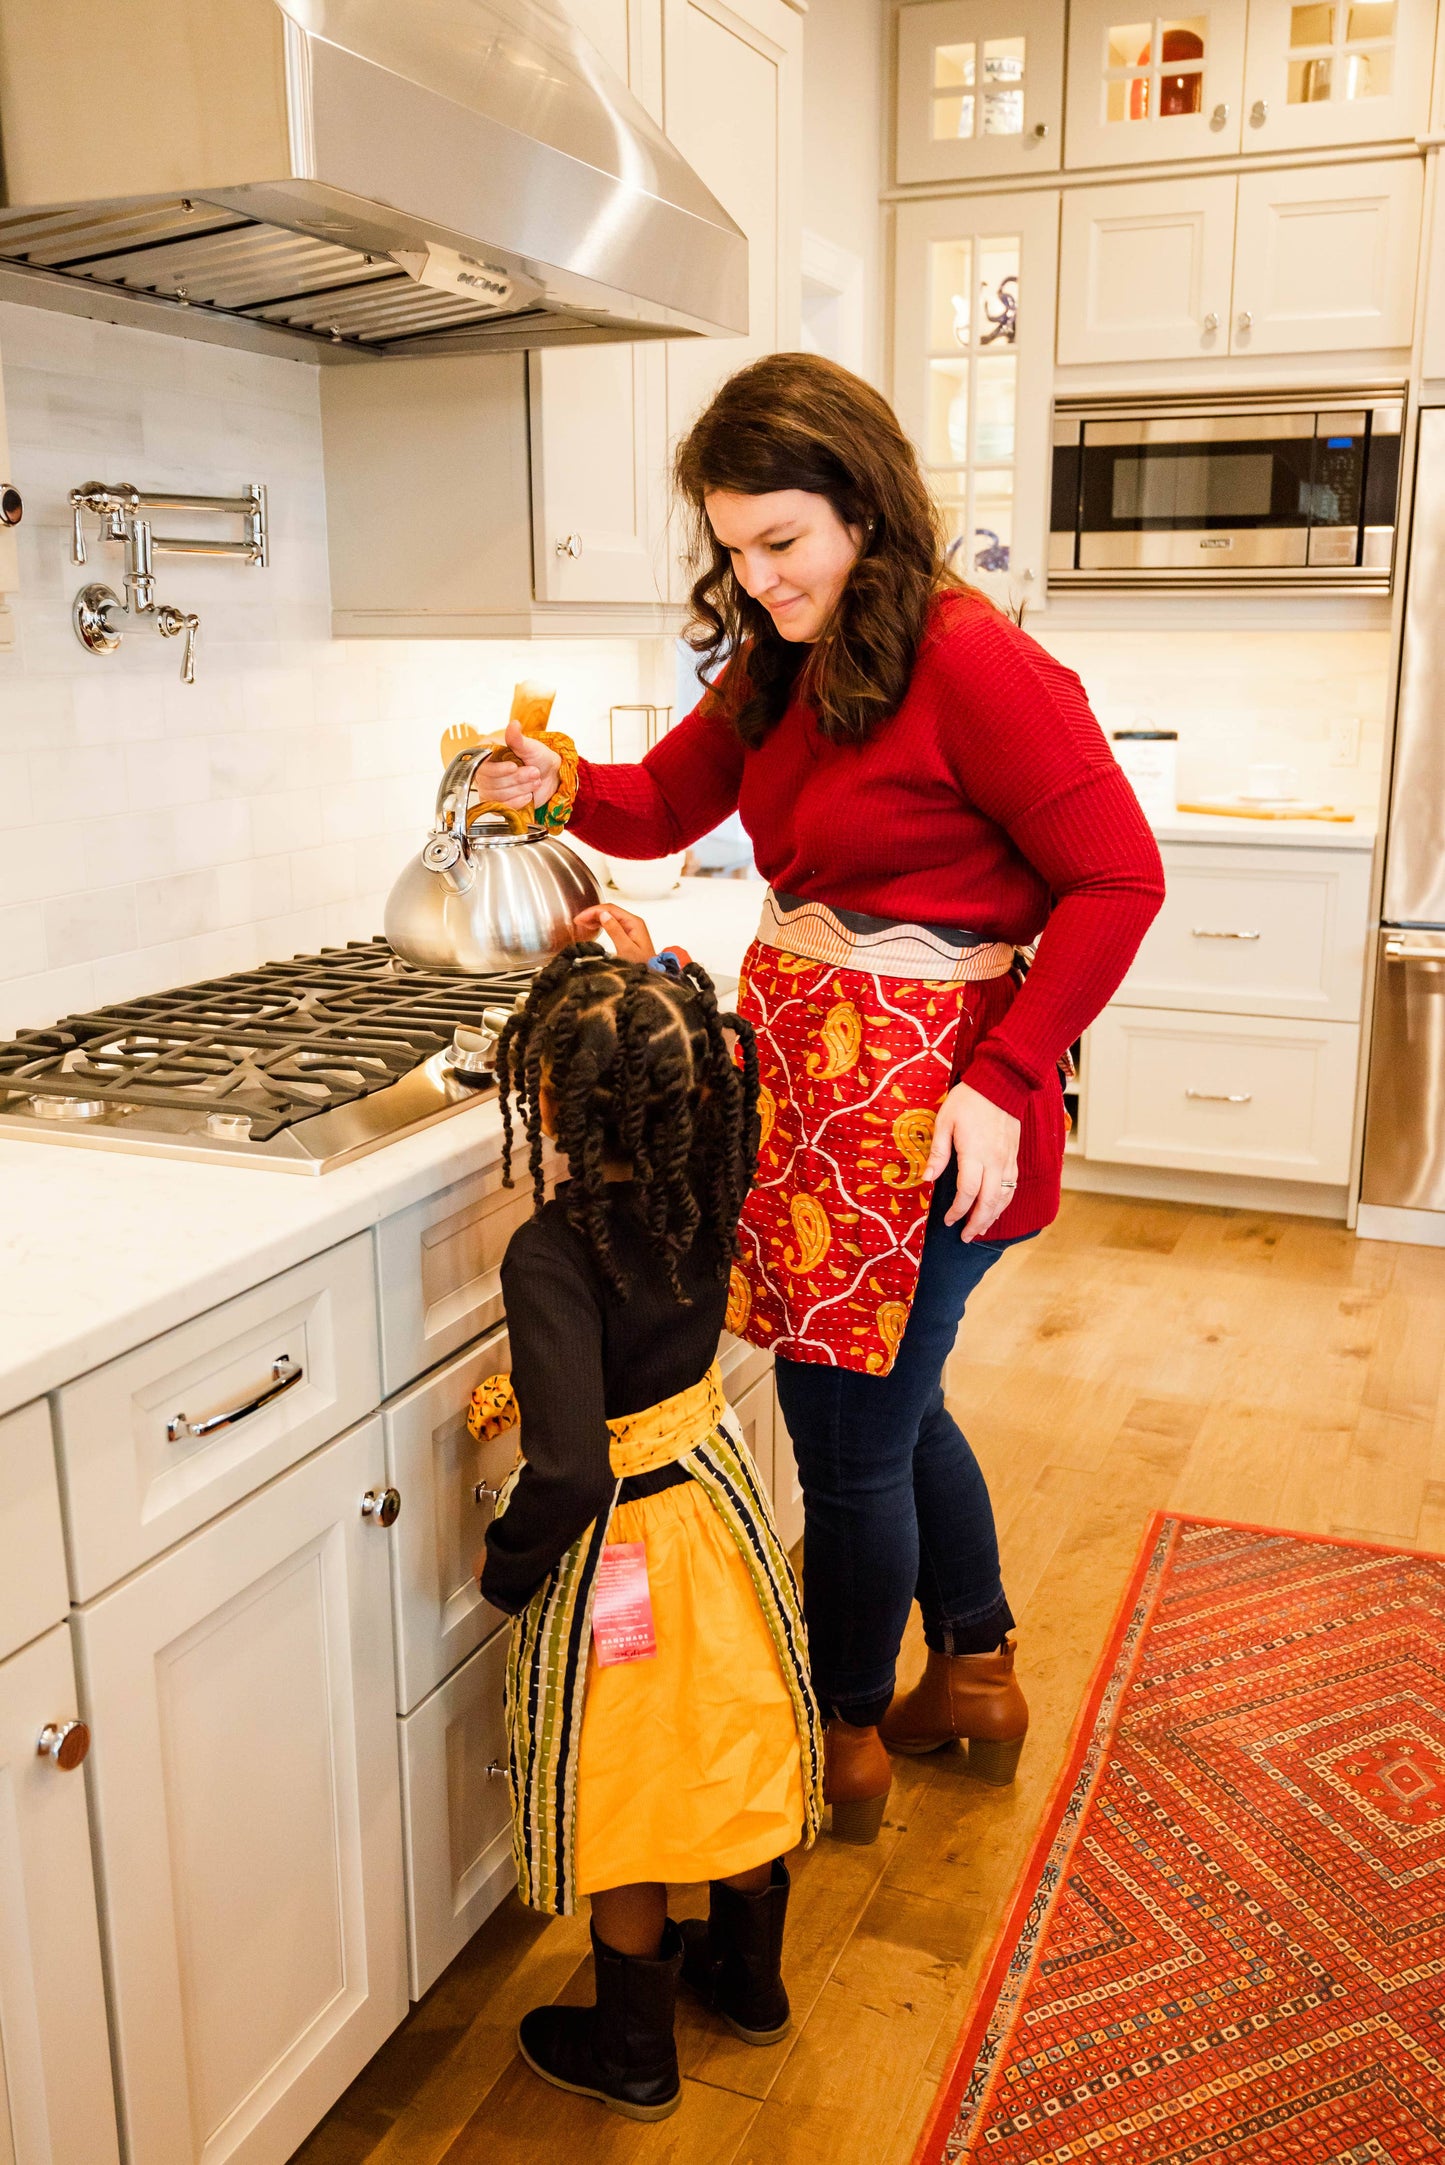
[157, 604, 199, 684]
[71, 496, 87, 564]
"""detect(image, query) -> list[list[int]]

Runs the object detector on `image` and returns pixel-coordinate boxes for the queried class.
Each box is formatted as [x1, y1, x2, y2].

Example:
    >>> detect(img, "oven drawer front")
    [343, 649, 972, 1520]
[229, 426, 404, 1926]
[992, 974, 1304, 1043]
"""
[398, 1630, 515, 2000]
[0, 1399, 69, 1661]
[1084, 1008, 1359, 1182]
[376, 1159, 539, 1396]
[55, 1233, 380, 1599]
[383, 1325, 512, 1715]
[1118, 846, 1372, 1021]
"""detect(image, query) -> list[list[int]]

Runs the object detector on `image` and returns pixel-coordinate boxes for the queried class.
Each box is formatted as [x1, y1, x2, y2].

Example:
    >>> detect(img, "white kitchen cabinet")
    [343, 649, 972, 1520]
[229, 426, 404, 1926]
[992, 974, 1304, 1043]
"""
[72, 1417, 407, 2165]
[895, 0, 1064, 185]
[771, 1389, 805, 1554]
[1084, 1006, 1360, 1180]
[530, 0, 668, 607]
[1117, 843, 1372, 1020]
[0, 1402, 67, 1664]
[0, 330, 17, 605]
[1242, 0, 1434, 154]
[398, 1628, 515, 1999]
[1230, 158, 1421, 355]
[731, 1367, 778, 1504]
[1064, 0, 1248, 167]
[0, 1626, 120, 2165]
[54, 1232, 379, 1601]
[384, 1324, 512, 1714]
[1057, 175, 1236, 363]
[376, 1157, 539, 1395]
[893, 189, 1059, 607]
[661, 0, 803, 595]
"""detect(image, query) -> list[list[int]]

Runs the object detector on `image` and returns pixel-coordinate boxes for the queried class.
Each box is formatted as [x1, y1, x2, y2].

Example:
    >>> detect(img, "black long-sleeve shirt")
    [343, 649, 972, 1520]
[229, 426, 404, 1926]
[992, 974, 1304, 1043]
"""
[479, 1184, 730, 1616]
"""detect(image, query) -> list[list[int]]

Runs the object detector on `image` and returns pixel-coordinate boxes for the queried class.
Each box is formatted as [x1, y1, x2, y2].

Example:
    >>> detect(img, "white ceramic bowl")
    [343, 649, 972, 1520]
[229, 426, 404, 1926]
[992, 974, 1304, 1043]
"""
[604, 852, 686, 900]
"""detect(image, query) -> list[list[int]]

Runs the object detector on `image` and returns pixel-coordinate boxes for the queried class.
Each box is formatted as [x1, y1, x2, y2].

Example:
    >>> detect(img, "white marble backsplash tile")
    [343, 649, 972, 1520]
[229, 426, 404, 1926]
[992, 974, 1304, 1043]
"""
[0, 301, 658, 1038]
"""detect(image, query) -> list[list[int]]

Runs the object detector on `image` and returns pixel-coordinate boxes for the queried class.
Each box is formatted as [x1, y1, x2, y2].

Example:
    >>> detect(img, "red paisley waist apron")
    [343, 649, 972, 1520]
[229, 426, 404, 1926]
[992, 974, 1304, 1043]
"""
[727, 891, 1018, 1378]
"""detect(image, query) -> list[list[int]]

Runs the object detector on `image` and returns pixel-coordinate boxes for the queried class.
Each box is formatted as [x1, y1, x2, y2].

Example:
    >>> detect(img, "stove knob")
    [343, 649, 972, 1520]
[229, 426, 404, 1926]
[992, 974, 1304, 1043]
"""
[206, 1110, 253, 1140]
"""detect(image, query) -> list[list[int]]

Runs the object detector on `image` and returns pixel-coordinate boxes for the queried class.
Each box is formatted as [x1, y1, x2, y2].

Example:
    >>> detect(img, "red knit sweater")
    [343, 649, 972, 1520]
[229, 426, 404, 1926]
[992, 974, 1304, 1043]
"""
[572, 591, 1164, 1136]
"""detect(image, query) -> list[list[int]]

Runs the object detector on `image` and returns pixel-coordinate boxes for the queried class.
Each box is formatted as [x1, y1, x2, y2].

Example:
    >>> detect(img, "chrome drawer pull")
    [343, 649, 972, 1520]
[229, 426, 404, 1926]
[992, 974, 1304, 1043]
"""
[167, 1354, 303, 1442]
[1185, 1088, 1252, 1104]
[1191, 928, 1261, 940]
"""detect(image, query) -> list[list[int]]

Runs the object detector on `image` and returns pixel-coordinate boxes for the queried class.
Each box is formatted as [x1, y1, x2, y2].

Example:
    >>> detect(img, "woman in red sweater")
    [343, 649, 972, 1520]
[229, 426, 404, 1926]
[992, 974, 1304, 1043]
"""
[484, 354, 1165, 1842]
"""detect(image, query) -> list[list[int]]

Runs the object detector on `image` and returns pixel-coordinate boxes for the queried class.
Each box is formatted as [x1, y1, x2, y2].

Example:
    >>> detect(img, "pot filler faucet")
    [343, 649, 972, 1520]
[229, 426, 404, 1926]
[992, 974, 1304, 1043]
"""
[68, 480, 267, 683]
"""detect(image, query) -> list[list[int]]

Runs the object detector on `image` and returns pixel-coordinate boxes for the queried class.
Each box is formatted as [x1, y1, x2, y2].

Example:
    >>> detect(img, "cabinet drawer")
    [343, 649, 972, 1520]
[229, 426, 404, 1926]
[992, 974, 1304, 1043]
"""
[376, 1159, 539, 1396]
[1120, 845, 1371, 1020]
[1085, 1006, 1359, 1181]
[398, 1630, 515, 2000]
[0, 1400, 69, 1660]
[384, 1326, 512, 1715]
[720, 1329, 771, 1405]
[55, 1234, 380, 1601]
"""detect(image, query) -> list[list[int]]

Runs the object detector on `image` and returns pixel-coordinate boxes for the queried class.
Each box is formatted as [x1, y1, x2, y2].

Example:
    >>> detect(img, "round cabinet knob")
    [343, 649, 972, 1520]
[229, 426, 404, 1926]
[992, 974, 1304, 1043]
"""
[1031, 121, 1049, 139]
[37, 1720, 90, 1771]
[1203, 311, 1220, 333]
[361, 1486, 402, 1527]
[473, 1478, 505, 1508]
[485, 1760, 507, 1779]
[1250, 98, 1268, 127]
[0, 484, 21, 527]
[1237, 309, 1254, 333]
[555, 533, 583, 558]
[1210, 102, 1229, 128]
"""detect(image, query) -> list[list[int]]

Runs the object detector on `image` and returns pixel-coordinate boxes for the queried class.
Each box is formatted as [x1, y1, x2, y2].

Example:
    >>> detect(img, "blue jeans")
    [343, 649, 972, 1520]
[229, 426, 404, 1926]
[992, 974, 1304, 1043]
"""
[773, 1172, 1027, 1727]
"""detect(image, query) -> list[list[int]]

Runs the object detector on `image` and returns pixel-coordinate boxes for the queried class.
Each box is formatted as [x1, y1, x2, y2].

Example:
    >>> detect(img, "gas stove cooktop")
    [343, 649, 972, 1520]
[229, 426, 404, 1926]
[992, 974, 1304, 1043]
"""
[0, 939, 536, 1173]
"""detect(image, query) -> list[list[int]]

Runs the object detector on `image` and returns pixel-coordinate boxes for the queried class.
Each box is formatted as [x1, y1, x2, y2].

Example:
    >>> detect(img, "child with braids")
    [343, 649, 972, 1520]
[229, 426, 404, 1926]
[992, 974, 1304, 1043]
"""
[474, 925, 823, 2123]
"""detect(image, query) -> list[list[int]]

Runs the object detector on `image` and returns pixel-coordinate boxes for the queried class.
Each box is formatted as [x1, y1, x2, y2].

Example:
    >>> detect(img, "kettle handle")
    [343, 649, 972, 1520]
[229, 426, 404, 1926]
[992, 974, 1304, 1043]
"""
[435, 746, 495, 833]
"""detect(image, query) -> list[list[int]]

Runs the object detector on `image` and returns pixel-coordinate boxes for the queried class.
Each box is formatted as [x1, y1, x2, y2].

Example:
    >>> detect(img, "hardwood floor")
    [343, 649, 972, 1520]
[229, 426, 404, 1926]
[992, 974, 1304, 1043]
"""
[292, 1193, 1445, 2165]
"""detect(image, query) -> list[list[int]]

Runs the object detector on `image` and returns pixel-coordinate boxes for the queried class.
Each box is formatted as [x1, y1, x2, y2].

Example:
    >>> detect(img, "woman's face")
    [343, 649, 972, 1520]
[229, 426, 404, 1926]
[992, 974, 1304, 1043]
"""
[704, 488, 863, 643]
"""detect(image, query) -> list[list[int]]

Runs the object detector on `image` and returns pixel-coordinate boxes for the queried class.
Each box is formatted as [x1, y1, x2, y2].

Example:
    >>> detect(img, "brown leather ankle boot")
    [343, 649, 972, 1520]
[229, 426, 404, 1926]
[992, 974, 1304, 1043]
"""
[823, 1719, 893, 1844]
[879, 1642, 1029, 1785]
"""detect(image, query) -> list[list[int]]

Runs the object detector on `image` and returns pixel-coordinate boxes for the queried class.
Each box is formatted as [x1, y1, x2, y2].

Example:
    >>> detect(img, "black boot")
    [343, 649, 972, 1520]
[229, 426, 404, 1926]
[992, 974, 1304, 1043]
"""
[680, 1860, 791, 2045]
[518, 1919, 683, 2120]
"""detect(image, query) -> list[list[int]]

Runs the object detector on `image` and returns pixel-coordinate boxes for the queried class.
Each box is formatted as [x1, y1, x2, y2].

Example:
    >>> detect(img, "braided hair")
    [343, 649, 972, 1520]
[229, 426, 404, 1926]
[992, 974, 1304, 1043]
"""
[496, 943, 761, 1301]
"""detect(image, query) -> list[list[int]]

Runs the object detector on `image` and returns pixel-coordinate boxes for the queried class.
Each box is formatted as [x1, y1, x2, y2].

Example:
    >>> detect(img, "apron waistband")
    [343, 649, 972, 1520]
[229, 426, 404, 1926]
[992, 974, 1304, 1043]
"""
[756, 889, 1018, 984]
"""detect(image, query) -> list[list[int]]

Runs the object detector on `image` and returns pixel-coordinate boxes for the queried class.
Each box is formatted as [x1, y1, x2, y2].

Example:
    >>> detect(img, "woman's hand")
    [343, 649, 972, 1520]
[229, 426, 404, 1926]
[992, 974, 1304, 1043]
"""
[573, 902, 656, 963]
[470, 719, 562, 813]
[924, 1081, 1022, 1242]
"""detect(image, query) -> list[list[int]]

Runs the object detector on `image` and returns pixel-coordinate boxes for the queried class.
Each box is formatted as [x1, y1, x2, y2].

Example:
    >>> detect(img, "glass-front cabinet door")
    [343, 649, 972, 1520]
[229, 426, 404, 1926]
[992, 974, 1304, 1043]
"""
[1241, 0, 1434, 152]
[1064, 0, 1248, 164]
[892, 191, 1060, 610]
[895, 0, 1064, 183]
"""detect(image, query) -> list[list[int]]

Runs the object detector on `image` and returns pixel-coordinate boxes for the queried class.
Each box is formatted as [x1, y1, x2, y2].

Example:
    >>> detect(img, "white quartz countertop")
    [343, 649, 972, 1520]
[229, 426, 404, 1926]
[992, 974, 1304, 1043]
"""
[1149, 812, 1377, 849]
[0, 1102, 510, 1419]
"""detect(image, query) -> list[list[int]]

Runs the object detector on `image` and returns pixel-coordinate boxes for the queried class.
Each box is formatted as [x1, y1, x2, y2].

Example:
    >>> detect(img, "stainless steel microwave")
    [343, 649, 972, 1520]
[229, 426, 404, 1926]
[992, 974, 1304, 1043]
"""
[1049, 390, 1403, 590]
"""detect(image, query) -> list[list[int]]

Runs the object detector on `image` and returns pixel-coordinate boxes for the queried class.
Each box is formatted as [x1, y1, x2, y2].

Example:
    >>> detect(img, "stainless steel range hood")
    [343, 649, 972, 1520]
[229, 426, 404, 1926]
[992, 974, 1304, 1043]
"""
[0, 0, 747, 359]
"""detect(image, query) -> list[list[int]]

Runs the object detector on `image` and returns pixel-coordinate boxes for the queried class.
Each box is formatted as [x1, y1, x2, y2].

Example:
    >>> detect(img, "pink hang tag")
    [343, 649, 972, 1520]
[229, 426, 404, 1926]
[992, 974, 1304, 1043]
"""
[592, 1541, 657, 1667]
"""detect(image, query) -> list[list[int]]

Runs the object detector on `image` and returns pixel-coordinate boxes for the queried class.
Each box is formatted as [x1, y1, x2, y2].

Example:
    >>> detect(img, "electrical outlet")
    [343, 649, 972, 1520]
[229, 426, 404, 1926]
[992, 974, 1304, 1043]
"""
[1328, 716, 1361, 767]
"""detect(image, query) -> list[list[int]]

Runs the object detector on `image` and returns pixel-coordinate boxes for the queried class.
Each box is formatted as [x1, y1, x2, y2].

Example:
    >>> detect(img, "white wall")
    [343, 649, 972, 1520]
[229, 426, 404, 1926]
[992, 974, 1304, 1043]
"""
[0, 303, 658, 1039]
[800, 0, 885, 380]
[1032, 620, 1391, 818]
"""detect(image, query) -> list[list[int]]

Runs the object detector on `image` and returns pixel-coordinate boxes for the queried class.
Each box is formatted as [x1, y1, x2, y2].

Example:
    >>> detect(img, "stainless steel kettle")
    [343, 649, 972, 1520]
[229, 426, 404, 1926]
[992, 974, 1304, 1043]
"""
[385, 747, 601, 973]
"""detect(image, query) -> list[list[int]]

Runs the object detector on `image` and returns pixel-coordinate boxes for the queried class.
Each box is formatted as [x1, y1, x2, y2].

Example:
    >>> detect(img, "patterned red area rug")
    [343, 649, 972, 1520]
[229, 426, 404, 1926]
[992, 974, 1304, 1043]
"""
[917, 1515, 1445, 2165]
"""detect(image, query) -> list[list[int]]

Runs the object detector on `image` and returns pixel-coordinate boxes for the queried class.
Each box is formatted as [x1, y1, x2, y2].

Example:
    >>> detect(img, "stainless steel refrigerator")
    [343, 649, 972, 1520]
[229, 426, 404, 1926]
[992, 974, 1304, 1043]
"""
[1360, 405, 1445, 1220]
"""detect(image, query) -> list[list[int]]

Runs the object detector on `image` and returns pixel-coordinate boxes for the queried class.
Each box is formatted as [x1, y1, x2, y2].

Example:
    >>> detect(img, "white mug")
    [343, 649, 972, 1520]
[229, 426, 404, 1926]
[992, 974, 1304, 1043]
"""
[1244, 762, 1299, 801]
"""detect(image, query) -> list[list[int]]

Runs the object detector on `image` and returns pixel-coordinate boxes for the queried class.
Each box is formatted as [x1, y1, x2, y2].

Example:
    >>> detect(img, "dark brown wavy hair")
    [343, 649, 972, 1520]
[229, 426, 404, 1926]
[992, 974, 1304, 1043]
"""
[674, 351, 963, 749]
[496, 945, 760, 1301]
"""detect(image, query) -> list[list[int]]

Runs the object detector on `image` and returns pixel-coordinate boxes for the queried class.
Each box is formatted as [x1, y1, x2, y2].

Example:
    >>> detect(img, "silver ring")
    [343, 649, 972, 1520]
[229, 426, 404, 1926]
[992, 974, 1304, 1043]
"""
[1000, 1179, 1018, 1190]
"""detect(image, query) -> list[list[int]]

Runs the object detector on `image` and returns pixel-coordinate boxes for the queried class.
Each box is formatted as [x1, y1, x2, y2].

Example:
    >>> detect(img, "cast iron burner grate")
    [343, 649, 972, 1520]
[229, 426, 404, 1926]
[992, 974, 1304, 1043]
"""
[0, 938, 533, 1142]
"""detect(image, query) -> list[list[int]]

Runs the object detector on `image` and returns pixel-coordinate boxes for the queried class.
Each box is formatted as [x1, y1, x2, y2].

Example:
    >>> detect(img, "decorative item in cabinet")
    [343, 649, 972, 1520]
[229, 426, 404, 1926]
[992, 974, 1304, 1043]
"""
[1241, 0, 1433, 154]
[1057, 174, 1238, 363]
[1064, 0, 1248, 166]
[892, 190, 1059, 610]
[894, 0, 1063, 184]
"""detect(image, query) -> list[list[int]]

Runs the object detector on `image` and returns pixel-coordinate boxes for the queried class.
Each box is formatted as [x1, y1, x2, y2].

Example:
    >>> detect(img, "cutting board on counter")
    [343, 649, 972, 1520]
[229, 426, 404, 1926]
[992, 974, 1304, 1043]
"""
[1177, 800, 1356, 823]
